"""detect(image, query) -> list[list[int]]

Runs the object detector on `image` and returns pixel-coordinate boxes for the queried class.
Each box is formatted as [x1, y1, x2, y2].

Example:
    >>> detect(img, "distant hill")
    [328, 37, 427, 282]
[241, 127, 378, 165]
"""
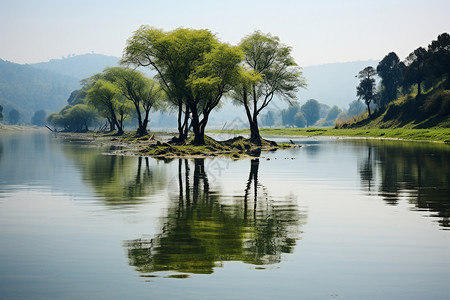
[32, 53, 120, 80]
[299, 60, 379, 109]
[0, 59, 79, 123]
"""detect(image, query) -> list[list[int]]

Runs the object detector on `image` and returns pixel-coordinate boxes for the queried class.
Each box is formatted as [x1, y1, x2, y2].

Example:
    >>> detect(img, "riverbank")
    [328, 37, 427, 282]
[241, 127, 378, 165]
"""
[208, 128, 450, 144]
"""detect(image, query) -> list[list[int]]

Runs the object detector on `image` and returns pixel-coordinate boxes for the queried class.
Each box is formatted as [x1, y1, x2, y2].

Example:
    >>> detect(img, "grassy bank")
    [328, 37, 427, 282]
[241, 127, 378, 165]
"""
[208, 128, 450, 143]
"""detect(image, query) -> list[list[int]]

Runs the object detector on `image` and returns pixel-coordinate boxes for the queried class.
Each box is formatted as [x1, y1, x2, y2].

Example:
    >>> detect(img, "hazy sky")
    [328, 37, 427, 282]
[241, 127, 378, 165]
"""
[1, 0, 449, 66]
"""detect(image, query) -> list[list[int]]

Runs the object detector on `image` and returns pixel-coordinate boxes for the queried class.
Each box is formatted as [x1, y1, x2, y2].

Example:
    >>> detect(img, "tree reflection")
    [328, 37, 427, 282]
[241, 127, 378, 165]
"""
[124, 158, 306, 276]
[62, 145, 167, 206]
[357, 140, 450, 228]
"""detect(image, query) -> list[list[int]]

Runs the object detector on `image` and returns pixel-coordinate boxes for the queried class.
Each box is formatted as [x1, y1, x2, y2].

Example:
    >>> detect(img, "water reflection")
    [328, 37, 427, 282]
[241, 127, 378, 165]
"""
[124, 158, 306, 276]
[357, 140, 450, 228]
[62, 145, 167, 206]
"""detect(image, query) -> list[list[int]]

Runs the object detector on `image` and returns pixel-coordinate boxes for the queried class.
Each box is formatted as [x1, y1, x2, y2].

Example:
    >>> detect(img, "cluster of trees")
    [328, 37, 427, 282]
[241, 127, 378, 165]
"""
[47, 67, 164, 134]
[47, 27, 307, 145]
[47, 28, 306, 144]
[356, 32, 449, 116]
[259, 99, 365, 128]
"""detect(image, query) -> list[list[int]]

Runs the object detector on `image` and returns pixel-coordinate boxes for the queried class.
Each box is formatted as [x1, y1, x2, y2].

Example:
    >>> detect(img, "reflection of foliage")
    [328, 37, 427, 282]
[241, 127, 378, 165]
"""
[358, 140, 450, 228]
[124, 158, 306, 276]
[62, 145, 167, 206]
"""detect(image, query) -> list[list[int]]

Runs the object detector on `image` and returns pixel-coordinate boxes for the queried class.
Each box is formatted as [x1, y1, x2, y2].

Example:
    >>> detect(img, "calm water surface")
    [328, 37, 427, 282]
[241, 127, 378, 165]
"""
[0, 132, 449, 300]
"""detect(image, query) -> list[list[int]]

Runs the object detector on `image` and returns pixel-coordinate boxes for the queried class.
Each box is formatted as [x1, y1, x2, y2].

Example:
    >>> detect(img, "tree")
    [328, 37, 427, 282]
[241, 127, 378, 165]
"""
[293, 111, 306, 128]
[356, 66, 377, 117]
[377, 52, 404, 107]
[403, 47, 428, 97]
[347, 99, 366, 116]
[0, 105, 3, 121]
[67, 89, 87, 105]
[427, 32, 450, 88]
[31, 110, 46, 126]
[104, 67, 164, 136]
[8, 109, 20, 125]
[86, 79, 123, 134]
[122, 26, 225, 143]
[281, 104, 300, 126]
[46, 104, 97, 132]
[300, 99, 320, 127]
[233, 31, 306, 143]
[326, 105, 342, 121]
[186, 43, 243, 144]
[261, 110, 275, 127]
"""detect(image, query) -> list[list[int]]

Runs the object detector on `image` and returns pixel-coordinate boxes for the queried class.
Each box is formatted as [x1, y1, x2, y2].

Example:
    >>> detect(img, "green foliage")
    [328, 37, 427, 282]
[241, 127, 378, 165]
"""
[208, 127, 450, 143]
[47, 104, 98, 132]
[31, 110, 46, 126]
[235, 31, 306, 141]
[123, 26, 242, 143]
[403, 47, 428, 96]
[293, 111, 306, 128]
[103, 67, 164, 135]
[67, 89, 87, 105]
[86, 78, 124, 134]
[326, 105, 342, 121]
[376, 52, 403, 107]
[356, 66, 377, 116]
[281, 104, 300, 126]
[300, 99, 320, 127]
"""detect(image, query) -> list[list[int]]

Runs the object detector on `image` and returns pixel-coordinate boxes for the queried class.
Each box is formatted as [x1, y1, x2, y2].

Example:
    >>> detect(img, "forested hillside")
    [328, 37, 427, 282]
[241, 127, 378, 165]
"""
[32, 53, 119, 79]
[340, 32, 449, 129]
[0, 59, 79, 123]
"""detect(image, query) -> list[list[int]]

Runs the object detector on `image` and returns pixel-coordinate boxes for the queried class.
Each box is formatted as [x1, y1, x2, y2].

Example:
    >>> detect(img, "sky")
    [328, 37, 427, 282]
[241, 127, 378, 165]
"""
[0, 0, 449, 66]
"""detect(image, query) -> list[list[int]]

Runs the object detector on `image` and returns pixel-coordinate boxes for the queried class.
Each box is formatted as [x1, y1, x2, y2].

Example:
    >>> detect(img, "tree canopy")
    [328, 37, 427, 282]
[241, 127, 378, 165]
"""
[233, 31, 306, 142]
[356, 66, 377, 117]
[122, 26, 241, 144]
[376, 52, 403, 107]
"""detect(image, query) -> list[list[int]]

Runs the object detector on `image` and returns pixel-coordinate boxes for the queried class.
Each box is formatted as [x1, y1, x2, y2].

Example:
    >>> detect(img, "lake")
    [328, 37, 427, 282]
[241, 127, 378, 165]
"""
[0, 131, 449, 300]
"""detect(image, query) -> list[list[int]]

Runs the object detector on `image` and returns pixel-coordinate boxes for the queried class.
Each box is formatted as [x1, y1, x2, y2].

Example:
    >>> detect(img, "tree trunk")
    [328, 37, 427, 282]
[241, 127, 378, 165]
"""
[109, 104, 122, 135]
[190, 104, 205, 145]
[177, 103, 184, 141]
[366, 101, 372, 118]
[107, 117, 115, 132]
[182, 105, 190, 141]
[249, 118, 261, 144]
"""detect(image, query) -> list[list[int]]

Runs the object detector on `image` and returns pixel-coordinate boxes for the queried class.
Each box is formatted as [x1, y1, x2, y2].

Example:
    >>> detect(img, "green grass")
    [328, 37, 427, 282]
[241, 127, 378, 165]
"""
[207, 128, 450, 143]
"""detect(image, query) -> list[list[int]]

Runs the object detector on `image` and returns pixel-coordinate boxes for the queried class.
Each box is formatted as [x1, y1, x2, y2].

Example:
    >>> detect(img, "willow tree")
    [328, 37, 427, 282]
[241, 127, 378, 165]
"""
[104, 67, 164, 136]
[186, 43, 243, 144]
[233, 31, 306, 143]
[122, 26, 241, 144]
[86, 80, 124, 134]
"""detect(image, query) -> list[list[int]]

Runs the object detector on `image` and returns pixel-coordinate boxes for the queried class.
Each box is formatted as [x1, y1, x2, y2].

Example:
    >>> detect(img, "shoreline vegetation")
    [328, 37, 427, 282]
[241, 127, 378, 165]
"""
[2, 125, 449, 160]
[208, 128, 450, 144]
